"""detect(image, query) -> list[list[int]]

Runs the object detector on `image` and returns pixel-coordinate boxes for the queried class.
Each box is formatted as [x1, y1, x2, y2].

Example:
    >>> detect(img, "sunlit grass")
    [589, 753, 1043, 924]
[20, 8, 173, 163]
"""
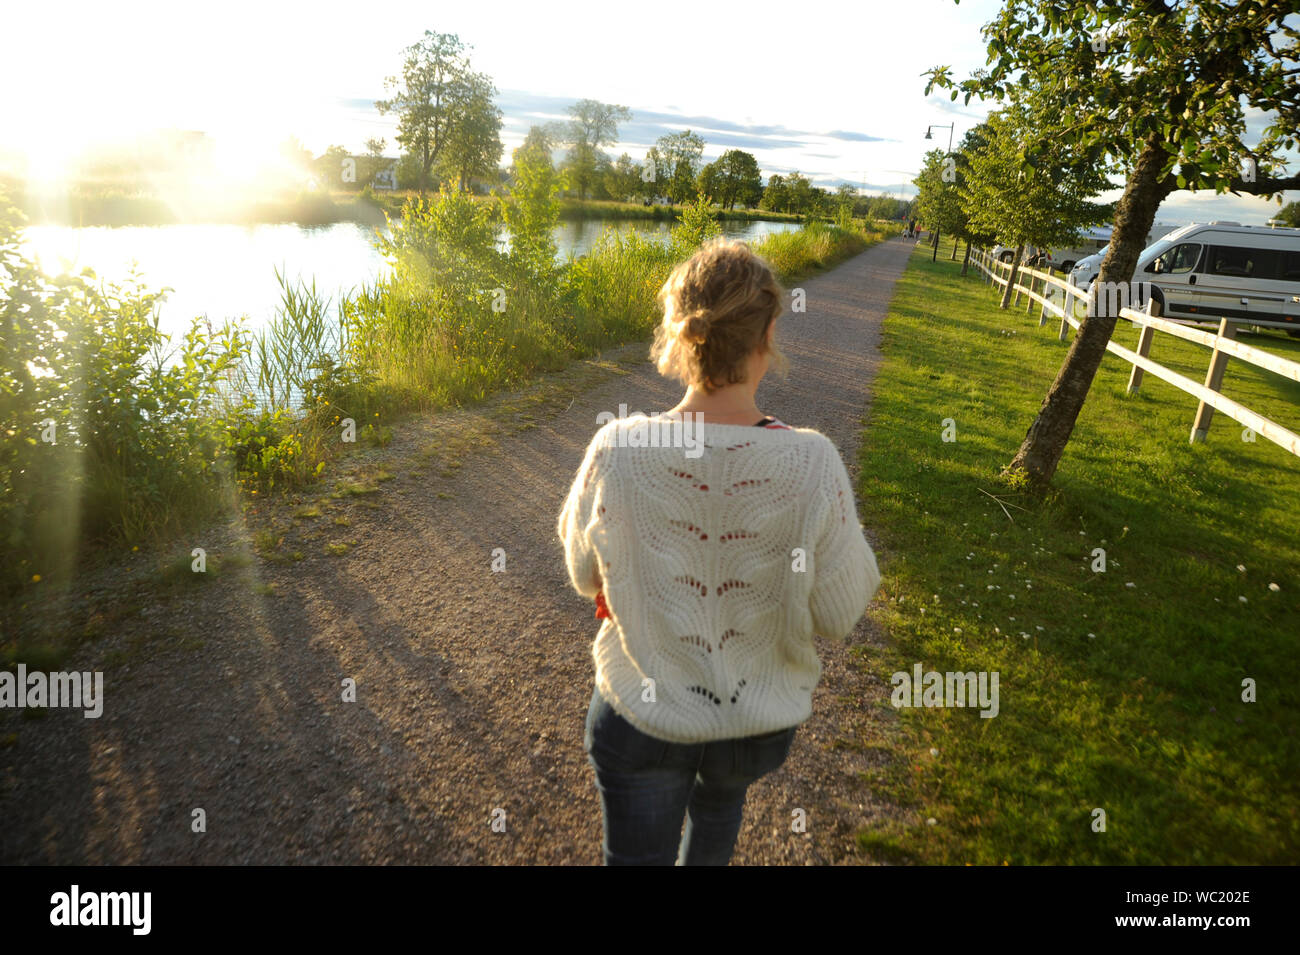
[853, 242, 1300, 864]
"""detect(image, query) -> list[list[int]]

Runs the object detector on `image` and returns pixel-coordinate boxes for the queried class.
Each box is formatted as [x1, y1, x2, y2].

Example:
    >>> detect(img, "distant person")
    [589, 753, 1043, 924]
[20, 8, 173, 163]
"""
[557, 238, 881, 865]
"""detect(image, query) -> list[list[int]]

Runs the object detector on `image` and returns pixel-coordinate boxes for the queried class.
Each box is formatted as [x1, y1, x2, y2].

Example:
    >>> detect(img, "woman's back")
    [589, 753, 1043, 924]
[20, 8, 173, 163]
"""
[559, 414, 880, 745]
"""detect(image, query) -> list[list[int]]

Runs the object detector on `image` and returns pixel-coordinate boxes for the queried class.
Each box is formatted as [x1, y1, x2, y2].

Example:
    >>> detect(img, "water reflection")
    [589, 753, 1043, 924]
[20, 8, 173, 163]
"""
[19, 217, 800, 338]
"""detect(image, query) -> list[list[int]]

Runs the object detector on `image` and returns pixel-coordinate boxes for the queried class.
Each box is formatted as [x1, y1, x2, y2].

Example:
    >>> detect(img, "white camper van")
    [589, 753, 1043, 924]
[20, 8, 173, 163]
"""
[1090, 223, 1300, 335]
[1067, 223, 1182, 290]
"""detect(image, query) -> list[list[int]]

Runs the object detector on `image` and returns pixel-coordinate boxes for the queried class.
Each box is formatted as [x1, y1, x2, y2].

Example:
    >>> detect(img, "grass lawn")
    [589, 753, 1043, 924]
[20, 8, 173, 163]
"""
[853, 240, 1299, 864]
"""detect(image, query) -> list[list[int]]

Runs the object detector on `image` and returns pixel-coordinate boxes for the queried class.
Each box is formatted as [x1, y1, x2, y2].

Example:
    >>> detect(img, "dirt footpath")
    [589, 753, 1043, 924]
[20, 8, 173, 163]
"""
[0, 235, 917, 865]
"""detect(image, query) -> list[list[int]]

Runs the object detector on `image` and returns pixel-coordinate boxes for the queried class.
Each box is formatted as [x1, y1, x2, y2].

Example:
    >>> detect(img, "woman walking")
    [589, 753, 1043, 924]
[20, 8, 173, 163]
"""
[557, 238, 881, 865]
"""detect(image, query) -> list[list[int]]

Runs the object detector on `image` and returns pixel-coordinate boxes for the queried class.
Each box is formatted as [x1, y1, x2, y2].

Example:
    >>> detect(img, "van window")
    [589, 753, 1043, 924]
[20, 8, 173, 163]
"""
[1150, 243, 1201, 275]
[1281, 250, 1300, 283]
[1206, 245, 1283, 279]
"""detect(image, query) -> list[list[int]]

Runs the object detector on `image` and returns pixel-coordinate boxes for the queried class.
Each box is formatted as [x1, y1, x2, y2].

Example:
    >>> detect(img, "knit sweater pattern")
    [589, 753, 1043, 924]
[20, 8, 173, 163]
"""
[558, 415, 881, 744]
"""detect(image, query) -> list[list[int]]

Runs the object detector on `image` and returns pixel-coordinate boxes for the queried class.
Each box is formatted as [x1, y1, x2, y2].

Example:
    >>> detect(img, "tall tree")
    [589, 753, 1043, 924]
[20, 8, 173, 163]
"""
[1274, 200, 1300, 227]
[638, 146, 670, 202]
[375, 31, 489, 194]
[656, 130, 706, 203]
[913, 149, 967, 261]
[928, 0, 1300, 490]
[436, 73, 502, 192]
[313, 144, 350, 190]
[960, 105, 1111, 297]
[699, 149, 763, 210]
[559, 99, 631, 200]
[363, 137, 388, 188]
[952, 125, 999, 273]
[761, 173, 790, 212]
[785, 171, 814, 213]
[604, 153, 641, 202]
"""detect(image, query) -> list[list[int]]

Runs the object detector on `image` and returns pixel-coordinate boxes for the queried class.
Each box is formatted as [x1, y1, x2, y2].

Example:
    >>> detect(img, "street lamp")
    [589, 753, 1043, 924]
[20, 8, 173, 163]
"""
[922, 124, 957, 261]
[925, 123, 955, 155]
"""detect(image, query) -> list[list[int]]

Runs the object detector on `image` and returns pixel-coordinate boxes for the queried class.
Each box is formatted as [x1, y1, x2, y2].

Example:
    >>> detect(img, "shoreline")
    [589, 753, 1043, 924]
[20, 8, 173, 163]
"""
[9, 189, 808, 229]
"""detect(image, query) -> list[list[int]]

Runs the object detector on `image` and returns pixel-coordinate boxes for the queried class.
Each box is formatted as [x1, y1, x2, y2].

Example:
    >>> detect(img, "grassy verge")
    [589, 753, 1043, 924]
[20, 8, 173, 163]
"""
[854, 240, 1299, 864]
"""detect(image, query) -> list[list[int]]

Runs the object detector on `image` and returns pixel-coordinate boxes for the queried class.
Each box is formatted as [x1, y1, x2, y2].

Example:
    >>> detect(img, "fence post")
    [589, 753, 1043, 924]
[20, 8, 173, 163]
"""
[1012, 264, 1022, 307]
[1126, 298, 1156, 394]
[1040, 268, 1050, 328]
[1190, 318, 1239, 443]
[1060, 280, 1074, 340]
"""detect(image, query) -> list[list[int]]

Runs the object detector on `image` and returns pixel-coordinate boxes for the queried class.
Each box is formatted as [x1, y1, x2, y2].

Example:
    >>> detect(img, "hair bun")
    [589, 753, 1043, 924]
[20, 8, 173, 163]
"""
[683, 312, 711, 345]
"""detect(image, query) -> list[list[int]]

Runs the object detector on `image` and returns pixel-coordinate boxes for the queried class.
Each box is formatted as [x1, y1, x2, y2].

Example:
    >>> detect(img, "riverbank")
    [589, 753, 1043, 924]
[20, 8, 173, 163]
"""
[7, 182, 806, 228]
[1, 199, 899, 648]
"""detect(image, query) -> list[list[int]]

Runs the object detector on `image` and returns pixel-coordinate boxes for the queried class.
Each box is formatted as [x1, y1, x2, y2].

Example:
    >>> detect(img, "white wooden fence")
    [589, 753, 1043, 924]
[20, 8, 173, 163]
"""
[967, 247, 1300, 457]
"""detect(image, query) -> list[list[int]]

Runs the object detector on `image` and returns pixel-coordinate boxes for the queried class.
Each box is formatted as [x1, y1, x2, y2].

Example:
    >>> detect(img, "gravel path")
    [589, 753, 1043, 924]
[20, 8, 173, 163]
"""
[1, 235, 916, 865]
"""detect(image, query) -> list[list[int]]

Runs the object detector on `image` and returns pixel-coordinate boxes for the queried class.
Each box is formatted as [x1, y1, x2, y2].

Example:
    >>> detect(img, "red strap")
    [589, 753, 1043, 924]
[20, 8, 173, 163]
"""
[595, 590, 610, 619]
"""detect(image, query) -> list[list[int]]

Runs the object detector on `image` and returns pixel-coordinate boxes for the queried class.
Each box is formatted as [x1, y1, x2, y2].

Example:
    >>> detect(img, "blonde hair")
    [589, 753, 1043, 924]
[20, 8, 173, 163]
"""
[650, 238, 788, 394]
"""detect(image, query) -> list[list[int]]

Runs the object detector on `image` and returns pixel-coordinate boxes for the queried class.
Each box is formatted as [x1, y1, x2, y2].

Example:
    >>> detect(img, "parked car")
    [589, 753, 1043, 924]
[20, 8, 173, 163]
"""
[991, 244, 1047, 265]
[1072, 223, 1300, 335]
[1067, 224, 1183, 290]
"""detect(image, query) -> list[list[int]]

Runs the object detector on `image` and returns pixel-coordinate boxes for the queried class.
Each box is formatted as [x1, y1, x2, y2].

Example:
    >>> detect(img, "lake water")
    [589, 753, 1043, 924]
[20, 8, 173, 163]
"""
[18, 217, 800, 340]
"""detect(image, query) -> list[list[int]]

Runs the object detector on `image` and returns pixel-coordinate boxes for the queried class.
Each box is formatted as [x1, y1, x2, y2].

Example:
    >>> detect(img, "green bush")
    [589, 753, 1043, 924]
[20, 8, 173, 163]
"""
[1, 193, 247, 591]
[223, 405, 323, 492]
[669, 193, 723, 260]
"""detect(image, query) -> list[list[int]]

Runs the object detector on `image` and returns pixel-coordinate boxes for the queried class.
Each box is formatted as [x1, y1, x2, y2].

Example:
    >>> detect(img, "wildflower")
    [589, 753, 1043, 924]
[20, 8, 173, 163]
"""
[1269, 582, 1281, 592]
[32, 574, 41, 583]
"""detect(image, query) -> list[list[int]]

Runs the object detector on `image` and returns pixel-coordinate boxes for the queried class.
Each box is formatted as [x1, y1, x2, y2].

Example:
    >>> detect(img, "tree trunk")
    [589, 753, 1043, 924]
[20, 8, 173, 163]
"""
[932, 228, 941, 263]
[951, 237, 959, 260]
[1006, 138, 1174, 491]
[1000, 244, 1024, 308]
[961, 243, 971, 276]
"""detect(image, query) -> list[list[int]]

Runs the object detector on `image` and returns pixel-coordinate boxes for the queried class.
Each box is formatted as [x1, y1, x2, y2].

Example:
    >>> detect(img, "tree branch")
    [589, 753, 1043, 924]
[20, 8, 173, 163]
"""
[1227, 172, 1300, 194]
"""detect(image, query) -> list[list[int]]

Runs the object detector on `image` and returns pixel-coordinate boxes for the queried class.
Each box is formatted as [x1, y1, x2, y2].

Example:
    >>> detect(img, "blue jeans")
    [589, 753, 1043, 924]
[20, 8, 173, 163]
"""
[583, 686, 799, 866]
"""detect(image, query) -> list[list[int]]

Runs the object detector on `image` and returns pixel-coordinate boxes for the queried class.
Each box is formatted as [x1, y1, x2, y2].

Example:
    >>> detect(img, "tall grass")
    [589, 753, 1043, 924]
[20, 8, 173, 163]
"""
[239, 268, 344, 410]
[753, 218, 898, 283]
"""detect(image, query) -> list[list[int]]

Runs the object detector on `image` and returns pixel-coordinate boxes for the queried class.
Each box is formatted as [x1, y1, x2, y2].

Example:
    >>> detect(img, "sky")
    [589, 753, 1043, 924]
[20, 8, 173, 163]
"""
[1, 0, 1295, 225]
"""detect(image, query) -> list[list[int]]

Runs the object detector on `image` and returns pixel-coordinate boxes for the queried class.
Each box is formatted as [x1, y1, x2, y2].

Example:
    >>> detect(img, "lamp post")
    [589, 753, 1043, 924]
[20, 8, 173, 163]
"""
[923, 123, 956, 261]
[925, 123, 955, 154]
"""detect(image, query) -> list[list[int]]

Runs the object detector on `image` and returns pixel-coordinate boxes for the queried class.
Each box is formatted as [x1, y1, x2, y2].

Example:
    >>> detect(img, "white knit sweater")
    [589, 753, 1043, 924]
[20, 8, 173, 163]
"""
[558, 414, 881, 744]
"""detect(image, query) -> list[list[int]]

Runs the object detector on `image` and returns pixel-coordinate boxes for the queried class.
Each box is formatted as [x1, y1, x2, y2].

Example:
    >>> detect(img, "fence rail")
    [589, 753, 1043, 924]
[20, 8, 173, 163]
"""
[967, 247, 1300, 458]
